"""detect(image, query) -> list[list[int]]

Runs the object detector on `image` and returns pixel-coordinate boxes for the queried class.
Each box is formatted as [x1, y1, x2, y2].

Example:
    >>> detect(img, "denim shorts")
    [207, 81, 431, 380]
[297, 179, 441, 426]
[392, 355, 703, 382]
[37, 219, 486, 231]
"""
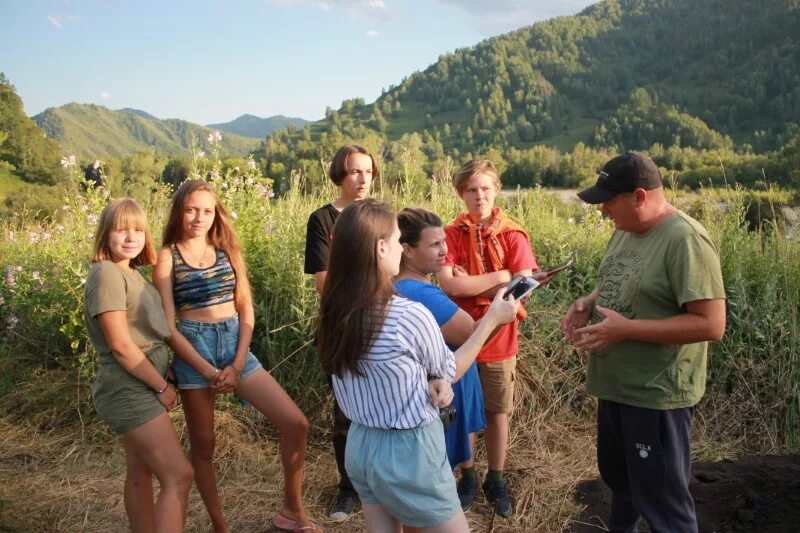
[345, 419, 461, 527]
[172, 314, 262, 390]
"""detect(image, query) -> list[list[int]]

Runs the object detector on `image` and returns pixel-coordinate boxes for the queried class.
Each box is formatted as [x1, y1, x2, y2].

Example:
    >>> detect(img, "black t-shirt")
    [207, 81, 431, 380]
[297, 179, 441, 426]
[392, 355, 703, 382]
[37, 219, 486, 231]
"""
[304, 203, 340, 274]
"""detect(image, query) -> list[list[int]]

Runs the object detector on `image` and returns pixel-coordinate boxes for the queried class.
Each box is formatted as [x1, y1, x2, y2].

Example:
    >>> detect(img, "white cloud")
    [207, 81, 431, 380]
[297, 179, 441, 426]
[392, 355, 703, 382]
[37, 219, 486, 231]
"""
[100, 92, 111, 100]
[46, 16, 63, 29]
[270, 0, 387, 19]
[434, 0, 596, 34]
[366, 29, 379, 37]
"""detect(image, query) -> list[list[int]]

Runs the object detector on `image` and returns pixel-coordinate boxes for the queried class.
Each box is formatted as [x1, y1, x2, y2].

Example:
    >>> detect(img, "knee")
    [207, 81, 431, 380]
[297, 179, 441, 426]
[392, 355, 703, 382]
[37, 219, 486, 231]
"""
[283, 413, 309, 441]
[172, 461, 195, 489]
[189, 434, 216, 461]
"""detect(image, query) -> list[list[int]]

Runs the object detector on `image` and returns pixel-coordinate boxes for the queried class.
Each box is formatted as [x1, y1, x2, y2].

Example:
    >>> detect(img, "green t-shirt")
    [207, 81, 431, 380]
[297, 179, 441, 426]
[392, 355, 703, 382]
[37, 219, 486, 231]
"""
[84, 260, 170, 365]
[586, 211, 726, 409]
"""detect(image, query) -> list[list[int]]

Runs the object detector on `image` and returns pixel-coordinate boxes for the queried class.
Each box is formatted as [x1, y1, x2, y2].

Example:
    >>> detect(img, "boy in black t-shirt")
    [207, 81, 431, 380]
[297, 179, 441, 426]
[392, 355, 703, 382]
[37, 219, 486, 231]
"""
[303, 144, 378, 521]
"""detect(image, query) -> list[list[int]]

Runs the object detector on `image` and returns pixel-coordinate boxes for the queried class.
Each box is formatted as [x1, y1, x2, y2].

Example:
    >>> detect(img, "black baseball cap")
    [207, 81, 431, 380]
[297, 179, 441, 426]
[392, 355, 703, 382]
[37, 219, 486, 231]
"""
[577, 152, 663, 204]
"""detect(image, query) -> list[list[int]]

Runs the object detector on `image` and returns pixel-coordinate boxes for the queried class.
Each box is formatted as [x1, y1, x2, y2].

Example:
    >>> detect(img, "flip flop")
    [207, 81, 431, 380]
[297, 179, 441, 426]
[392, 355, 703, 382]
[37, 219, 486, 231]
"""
[272, 513, 327, 532]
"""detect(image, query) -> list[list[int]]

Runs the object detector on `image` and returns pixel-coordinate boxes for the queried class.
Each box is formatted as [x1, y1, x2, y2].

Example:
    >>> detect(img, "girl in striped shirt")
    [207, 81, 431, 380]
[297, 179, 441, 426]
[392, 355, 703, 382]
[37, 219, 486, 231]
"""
[316, 199, 519, 532]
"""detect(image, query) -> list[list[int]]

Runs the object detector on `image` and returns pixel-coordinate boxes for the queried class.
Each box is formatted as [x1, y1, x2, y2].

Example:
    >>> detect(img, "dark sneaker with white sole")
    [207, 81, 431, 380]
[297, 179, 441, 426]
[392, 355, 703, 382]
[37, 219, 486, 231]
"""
[330, 487, 359, 522]
[482, 477, 513, 518]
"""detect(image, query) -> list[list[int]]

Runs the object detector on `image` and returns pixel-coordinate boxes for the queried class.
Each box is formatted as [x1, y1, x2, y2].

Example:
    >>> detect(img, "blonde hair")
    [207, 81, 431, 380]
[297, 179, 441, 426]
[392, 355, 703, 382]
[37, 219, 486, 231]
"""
[162, 180, 252, 308]
[91, 198, 157, 267]
[452, 159, 501, 194]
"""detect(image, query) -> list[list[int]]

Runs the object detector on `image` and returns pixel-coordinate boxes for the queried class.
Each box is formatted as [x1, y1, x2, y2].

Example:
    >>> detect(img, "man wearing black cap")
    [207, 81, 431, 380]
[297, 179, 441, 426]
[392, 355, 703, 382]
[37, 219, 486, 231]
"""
[561, 152, 726, 533]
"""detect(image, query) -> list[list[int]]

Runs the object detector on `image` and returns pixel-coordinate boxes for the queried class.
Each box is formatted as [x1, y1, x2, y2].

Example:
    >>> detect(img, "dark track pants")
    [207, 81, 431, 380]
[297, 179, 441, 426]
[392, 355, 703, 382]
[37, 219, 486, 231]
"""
[597, 399, 697, 533]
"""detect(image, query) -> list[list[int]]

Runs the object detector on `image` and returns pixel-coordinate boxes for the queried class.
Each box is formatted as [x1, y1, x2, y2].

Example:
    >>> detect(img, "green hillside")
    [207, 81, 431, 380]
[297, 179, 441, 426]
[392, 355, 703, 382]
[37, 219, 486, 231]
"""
[261, 0, 800, 186]
[33, 104, 261, 160]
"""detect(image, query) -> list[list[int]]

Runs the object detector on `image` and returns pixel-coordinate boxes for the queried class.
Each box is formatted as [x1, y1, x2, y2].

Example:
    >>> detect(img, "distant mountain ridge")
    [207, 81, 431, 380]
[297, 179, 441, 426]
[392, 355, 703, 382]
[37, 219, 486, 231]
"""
[32, 103, 260, 160]
[208, 114, 309, 139]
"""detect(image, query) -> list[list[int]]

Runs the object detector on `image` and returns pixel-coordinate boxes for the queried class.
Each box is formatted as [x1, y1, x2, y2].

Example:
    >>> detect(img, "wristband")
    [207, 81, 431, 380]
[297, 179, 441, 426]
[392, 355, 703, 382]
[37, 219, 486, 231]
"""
[155, 381, 169, 394]
[207, 368, 220, 381]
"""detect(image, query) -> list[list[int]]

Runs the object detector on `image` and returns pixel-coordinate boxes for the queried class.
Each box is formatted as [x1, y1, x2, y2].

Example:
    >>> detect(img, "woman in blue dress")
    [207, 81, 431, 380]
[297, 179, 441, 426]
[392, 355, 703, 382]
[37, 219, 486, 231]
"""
[394, 207, 488, 512]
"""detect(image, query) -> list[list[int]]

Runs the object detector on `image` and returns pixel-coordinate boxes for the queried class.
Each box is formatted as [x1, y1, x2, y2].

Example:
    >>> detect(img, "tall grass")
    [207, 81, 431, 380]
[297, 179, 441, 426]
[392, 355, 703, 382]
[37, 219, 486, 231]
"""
[1, 160, 799, 530]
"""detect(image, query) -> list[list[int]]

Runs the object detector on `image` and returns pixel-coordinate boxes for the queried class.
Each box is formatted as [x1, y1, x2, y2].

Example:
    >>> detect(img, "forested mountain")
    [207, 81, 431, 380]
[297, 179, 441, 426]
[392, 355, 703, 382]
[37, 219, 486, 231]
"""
[261, 0, 800, 189]
[0, 74, 62, 186]
[208, 114, 309, 139]
[32, 104, 260, 160]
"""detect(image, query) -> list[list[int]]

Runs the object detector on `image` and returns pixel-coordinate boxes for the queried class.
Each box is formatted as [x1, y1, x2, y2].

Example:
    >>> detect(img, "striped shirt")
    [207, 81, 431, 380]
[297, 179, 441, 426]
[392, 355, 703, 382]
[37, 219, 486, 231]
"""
[331, 297, 456, 430]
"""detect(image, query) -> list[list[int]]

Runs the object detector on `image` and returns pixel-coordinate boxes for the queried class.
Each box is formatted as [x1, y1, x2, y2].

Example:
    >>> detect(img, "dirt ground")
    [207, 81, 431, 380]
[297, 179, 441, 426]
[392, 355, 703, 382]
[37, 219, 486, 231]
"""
[570, 454, 800, 533]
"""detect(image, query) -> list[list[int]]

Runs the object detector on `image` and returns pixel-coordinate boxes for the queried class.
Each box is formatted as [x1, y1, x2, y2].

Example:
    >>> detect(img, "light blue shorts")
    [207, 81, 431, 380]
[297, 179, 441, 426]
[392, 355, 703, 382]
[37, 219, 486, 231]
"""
[345, 419, 462, 528]
[172, 314, 262, 390]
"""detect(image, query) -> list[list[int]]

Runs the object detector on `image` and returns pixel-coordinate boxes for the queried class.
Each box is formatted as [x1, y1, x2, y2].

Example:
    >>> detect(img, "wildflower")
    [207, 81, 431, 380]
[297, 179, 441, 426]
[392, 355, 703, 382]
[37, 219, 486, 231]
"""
[246, 159, 257, 171]
[245, 177, 254, 186]
[6, 315, 19, 331]
[32, 271, 41, 281]
[5, 266, 17, 289]
[56, 224, 65, 232]
[221, 182, 228, 189]
[29, 232, 39, 243]
[92, 160, 101, 170]
[80, 278, 87, 286]
[230, 211, 238, 220]
[207, 133, 215, 144]
[214, 130, 223, 142]
[41, 231, 51, 240]
[580, 202, 589, 210]
[567, 217, 575, 224]
[197, 150, 206, 159]
[210, 170, 220, 180]
[60, 154, 77, 168]
[265, 189, 275, 199]
[87, 214, 99, 225]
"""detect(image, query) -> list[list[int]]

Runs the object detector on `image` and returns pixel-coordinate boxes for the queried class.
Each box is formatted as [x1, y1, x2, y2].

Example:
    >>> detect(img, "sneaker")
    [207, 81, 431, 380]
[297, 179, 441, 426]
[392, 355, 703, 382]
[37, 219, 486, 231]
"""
[456, 474, 477, 512]
[482, 477, 513, 518]
[330, 487, 358, 522]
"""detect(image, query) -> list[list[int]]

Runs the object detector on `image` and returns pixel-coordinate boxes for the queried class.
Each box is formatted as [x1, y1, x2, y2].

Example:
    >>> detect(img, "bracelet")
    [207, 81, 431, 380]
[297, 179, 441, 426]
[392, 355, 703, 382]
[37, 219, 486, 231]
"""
[207, 368, 220, 381]
[155, 381, 169, 394]
[230, 365, 242, 376]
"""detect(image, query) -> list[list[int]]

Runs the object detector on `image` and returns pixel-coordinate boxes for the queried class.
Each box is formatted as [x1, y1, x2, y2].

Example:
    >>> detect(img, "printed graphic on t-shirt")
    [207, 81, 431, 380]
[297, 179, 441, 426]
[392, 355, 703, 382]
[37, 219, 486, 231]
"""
[595, 248, 644, 321]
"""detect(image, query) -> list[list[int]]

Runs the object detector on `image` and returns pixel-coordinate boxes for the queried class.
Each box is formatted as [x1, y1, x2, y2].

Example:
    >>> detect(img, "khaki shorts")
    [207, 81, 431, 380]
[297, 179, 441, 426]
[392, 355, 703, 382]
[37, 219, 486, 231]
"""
[477, 357, 516, 414]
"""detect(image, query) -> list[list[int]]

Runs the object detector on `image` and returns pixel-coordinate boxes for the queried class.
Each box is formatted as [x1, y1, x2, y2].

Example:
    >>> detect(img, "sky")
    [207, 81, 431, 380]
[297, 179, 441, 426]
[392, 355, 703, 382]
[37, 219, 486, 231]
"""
[1, 0, 596, 125]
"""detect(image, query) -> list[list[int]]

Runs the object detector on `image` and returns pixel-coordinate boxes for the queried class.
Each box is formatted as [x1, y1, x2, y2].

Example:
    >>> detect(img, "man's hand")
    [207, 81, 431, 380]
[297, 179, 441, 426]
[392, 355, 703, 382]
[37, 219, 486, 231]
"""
[572, 306, 628, 351]
[561, 296, 594, 342]
[428, 378, 454, 407]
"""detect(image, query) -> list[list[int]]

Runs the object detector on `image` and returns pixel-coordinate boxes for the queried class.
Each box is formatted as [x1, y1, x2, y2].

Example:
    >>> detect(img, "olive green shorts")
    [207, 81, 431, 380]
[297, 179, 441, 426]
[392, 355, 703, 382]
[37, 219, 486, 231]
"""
[92, 345, 170, 434]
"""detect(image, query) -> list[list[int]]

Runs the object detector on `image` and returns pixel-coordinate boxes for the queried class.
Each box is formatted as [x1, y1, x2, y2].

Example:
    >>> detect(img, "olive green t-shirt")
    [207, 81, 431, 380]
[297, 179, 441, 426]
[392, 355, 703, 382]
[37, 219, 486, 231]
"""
[84, 261, 170, 364]
[586, 211, 726, 409]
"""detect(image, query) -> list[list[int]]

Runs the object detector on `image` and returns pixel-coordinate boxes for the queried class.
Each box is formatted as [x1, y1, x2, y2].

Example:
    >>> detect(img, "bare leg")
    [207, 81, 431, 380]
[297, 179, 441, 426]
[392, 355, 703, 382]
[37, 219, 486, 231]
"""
[402, 511, 470, 533]
[237, 369, 312, 527]
[122, 412, 194, 533]
[484, 412, 509, 471]
[181, 388, 229, 533]
[460, 433, 477, 469]
[122, 440, 155, 533]
[364, 503, 402, 533]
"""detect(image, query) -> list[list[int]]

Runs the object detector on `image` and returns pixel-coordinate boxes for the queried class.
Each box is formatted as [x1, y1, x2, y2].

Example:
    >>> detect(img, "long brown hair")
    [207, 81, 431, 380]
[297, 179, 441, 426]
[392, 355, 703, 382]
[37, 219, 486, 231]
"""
[91, 198, 157, 267]
[162, 180, 251, 307]
[317, 199, 396, 378]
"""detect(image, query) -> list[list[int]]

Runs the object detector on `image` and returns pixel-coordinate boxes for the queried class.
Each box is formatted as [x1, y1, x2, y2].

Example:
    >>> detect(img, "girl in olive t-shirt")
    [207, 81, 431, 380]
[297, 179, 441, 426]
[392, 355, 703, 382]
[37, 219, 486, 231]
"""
[84, 198, 192, 533]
